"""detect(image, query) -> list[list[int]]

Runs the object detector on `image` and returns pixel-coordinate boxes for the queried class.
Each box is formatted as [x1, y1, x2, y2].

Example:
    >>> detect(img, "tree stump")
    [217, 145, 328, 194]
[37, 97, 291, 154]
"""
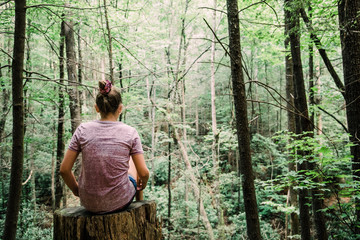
[53, 200, 162, 240]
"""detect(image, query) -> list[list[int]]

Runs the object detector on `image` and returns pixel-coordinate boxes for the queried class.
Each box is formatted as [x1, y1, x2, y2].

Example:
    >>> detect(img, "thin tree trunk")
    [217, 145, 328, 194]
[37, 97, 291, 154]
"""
[3, 0, 26, 239]
[30, 138, 36, 217]
[103, 0, 114, 83]
[55, 20, 66, 209]
[78, 28, 83, 115]
[172, 125, 215, 240]
[226, 0, 261, 239]
[151, 82, 156, 189]
[195, 103, 199, 136]
[0, 65, 9, 211]
[167, 124, 172, 239]
[306, 6, 328, 240]
[315, 62, 322, 136]
[210, 0, 223, 235]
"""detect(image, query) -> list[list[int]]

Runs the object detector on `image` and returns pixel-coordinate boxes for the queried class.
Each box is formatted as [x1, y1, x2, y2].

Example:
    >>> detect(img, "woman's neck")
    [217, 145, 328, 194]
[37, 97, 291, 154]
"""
[100, 113, 118, 121]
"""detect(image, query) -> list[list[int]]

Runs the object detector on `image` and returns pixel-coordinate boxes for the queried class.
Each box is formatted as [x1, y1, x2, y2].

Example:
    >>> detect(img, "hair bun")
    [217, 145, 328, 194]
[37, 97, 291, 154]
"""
[99, 80, 112, 95]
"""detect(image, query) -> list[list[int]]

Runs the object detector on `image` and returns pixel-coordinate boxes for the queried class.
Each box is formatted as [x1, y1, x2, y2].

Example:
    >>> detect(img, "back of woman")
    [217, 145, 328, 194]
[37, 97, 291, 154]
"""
[60, 80, 149, 214]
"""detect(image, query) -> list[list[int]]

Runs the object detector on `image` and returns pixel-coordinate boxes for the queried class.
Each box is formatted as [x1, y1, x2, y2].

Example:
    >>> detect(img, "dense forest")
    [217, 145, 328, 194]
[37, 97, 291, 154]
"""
[1, 0, 360, 239]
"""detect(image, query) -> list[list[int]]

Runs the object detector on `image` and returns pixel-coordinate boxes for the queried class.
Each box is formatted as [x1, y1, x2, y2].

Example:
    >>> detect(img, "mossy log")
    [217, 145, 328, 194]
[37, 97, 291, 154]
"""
[53, 200, 162, 240]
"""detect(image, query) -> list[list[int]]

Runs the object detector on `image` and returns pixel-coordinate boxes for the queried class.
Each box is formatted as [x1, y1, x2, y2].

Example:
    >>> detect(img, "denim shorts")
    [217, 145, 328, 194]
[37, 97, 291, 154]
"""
[129, 175, 137, 190]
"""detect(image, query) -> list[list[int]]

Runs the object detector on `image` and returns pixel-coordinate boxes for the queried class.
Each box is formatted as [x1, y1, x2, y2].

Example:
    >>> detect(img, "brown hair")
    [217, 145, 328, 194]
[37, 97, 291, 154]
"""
[96, 80, 122, 115]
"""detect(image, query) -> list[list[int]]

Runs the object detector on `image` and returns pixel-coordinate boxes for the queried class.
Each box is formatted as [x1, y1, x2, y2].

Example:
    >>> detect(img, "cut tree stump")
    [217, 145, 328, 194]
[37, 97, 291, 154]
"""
[53, 200, 162, 240]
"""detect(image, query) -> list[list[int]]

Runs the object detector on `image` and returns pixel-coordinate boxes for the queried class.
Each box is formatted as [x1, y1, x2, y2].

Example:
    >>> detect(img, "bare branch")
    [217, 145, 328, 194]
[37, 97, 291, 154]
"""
[25, 4, 103, 10]
[318, 106, 348, 133]
[112, 37, 158, 78]
[0, 48, 13, 59]
[198, 7, 227, 15]
[0, 0, 12, 8]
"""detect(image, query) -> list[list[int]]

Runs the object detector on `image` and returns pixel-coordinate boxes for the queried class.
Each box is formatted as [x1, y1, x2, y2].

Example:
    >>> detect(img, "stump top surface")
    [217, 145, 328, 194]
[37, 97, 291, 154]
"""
[55, 200, 155, 217]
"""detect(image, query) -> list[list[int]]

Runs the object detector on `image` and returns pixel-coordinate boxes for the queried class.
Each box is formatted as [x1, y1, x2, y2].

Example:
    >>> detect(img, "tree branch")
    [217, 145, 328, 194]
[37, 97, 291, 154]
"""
[299, 7, 345, 96]
[317, 106, 348, 133]
[0, 0, 12, 8]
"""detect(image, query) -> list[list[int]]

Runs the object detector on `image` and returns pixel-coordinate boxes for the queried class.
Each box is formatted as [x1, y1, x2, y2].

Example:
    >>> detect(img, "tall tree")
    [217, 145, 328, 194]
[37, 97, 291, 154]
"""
[64, 8, 80, 134]
[209, 1, 223, 233]
[55, 20, 66, 210]
[284, 1, 299, 236]
[286, 1, 312, 238]
[3, 0, 27, 239]
[338, 0, 360, 233]
[226, 0, 261, 239]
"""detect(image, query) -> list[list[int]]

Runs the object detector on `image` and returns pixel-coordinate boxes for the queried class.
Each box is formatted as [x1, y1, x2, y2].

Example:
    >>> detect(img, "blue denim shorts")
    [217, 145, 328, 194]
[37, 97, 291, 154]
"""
[129, 175, 137, 191]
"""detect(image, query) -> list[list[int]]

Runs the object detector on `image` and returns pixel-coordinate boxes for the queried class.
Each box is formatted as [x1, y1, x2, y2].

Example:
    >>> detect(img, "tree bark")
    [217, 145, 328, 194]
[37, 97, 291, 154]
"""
[167, 124, 172, 239]
[286, 1, 311, 239]
[103, 0, 114, 83]
[305, 6, 329, 240]
[53, 201, 162, 240]
[284, 3, 299, 236]
[55, 20, 66, 210]
[338, 0, 360, 233]
[64, 10, 81, 134]
[226, 0, 261, 239]
[3, 0, 26, 239]
[78, 27, 83, 115]
[287, 1, 325, 239]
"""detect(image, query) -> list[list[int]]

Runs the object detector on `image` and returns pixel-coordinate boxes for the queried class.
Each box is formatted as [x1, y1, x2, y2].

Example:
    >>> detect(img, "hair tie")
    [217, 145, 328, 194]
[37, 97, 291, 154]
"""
[100, 80, 112, 95]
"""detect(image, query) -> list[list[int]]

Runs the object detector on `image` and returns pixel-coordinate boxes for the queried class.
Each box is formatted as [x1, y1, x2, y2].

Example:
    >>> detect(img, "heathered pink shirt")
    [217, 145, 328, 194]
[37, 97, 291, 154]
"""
[68, 120, 143, 213]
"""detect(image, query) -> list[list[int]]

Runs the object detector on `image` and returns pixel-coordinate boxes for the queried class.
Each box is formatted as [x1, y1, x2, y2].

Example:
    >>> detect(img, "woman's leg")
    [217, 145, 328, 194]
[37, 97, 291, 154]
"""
[128, 156, 143, 201]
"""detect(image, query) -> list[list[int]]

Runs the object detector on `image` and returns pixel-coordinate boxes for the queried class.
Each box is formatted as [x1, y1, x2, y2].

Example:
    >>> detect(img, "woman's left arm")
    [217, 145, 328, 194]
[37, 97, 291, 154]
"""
[60, 149, 80, 197]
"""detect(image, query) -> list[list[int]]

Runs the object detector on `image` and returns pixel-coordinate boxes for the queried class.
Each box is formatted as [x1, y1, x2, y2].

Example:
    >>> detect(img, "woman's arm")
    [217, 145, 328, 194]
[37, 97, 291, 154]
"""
[60, 149, 80, 197]
[131, 153, 149, 190]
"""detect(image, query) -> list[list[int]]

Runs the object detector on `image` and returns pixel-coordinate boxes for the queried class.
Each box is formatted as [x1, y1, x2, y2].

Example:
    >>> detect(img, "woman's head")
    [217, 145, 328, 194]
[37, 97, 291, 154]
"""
[96, 80, 122, 116]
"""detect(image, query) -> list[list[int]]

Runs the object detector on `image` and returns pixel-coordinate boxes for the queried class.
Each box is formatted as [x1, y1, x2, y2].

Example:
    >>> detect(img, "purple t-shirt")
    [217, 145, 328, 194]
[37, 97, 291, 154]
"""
[68, 120, 143, 213]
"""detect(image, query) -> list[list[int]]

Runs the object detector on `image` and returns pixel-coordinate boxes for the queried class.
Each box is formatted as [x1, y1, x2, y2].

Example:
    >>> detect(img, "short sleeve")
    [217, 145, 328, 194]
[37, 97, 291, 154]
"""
[130, 129, 144, 155]
[68, 125, 82, 152]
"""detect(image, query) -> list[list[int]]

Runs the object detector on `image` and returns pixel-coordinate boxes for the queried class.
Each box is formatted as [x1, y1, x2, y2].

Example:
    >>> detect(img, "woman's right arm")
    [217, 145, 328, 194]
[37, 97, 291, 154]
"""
[132, 154, 149, 190]
[60, 149, 80, 196]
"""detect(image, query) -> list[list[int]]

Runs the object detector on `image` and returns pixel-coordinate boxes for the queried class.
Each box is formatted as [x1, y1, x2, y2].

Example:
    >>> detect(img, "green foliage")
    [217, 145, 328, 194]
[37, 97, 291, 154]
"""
[0, 0, 356, 239]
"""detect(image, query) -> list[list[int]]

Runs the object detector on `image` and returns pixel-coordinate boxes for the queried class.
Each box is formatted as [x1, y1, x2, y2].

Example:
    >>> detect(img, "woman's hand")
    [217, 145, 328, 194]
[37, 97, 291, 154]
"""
[136, 178, 146, 191]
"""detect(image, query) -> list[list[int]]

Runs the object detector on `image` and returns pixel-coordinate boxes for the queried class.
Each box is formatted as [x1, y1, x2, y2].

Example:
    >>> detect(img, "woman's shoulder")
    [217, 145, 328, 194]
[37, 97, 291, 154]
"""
[117, 122, 137, 132]
[77, 120, 138, 133]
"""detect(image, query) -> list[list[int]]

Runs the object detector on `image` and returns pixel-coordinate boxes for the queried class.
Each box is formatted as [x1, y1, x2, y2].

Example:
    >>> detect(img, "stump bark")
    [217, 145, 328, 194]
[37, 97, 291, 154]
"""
[53, 200, 162, 240]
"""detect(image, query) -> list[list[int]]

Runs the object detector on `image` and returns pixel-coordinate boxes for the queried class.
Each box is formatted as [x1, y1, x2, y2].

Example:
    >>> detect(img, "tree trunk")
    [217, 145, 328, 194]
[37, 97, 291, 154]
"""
[306, 6, 328, 240]
[287, 1, 315, 239]
[209, 0, 223, 235]
[226, 0, 261, 239]
[55, 20, 66, 209]
[103, 0, 114, 83]
[78, 27, 83, 115]
[284, 3, 299, 237]
[64, 10, 81, 134]
[172, 126, 215, 240]
[53, 201, 162, 240]
[338, 0, 360, 233]
[167, 124, 172, 239]
[3, 0, 26, 239]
